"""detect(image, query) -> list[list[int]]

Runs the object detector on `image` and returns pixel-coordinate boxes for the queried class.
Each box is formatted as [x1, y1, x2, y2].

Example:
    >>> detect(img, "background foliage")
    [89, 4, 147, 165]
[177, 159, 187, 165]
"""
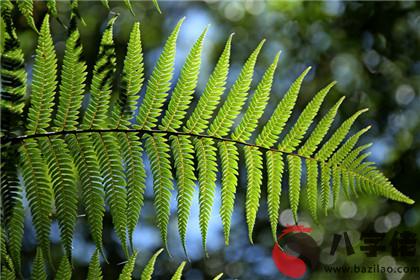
[4, 1, 420, 279]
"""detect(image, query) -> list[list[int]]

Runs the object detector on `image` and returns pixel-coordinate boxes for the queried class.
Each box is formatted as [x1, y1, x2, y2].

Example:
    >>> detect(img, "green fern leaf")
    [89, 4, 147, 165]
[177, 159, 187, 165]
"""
[329, 126, 371, 165]
[218, 141, 239, 245]
[46, 0, 57, 17]
[152, 0, 161, 13]
[160, 27, 208, 131]
[232, 52, 280, 142]
[170, 135, 196, 254]
[55, 256, 71, 280]
[82, 16, 116, 129]
[341, 143, 372, 168]
[256, 67, 311, 147]
[17, 0, 37, 32]
[113, 22, 145, 248]
[123, 0, 135, 15]
[5, 197, 24, 274]
[1, 146, 24, 272]
[93, 132, 128, 256]
[120, 132, 146, 249]
[194, 137, 218, 252]
[39, 137, 77, 259]
[279, 82, 335, 152]
[1, 265, 15, 280]
[26, 15, 57, 134]
[67, 134, 105, 254]
[20, 140, 52, 263]
[170, 261, 186, 280]
[101, 0, 109, 9]
[184, 34, 233, 134]
[136, 18, 184, 130]
[315, 108, 368, 161]
[208, 40, 265, 137]
[31, 248, 46, 280]
[114, 22, 144, 128]
[266, 150, 284, 241]
[141, 248, 163, 280]
[1, 1, 27, 135]
[87, 250, 103, 280]
[306, 159, 319, 222]
[288, 155, 302, 222]
[118, 252, 138, 280]
[244, 146, 263, 243]
[298, 97, 345, 157]
[54, 28, 87, 131]
[144, 134, 173, 251]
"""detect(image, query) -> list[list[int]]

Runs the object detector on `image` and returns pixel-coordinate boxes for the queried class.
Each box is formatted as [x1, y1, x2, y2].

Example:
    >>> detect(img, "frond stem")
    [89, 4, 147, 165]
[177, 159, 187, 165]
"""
[6, 128, 316, 162]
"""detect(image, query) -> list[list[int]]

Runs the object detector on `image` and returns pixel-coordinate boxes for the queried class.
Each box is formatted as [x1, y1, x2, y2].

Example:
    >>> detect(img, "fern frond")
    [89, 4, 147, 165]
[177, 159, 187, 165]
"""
[208, 40, 265, 137]
[170, 261, 186, 280]
[298, 96, 345, 157]
[256, 67, 311, 147]
[87, 250, 103, 280]
[341, 143, 372, 168]
[115, 22, 144, 128]
[123, 0, 134, 15]
[54, 28, 87, 131]
[93, 132, 128, 256]
[82, 16, 116, 129]
[26, 15, 57, 134]
[244, 146, 263, 243]
[152, 0, 161, 13]
[288, 155, 302, 222]
[118, 252, 137, 280]
[55, 256, 71, 280]
[17, 0, 37, 32]
[279, 82, 335, 152]
[218, 141, 238, 245]
[113, 23, 146, 249]
[194, 138, 218, 252]
[306, 159, 319, 222]
[39, 137, 77, 259]
[266, 150, 284, 241]
[144, 134, 173, 251]
[184, 34, 233, 134]
[46, 0, 57, 17]
[1, 146, 24, 272]
[1, 265, 15, 280]
[100, 0, 109, 9]
[1, 1, 27, 135]
[136, 18, 184, 130]
[329, 126, 371, 165]
[315, 108, 368, 161]
[20, 140, 52, 263]
[67, 134, 105, 254]
[121, 132, 146, 249]
[4, 197, 24, 274]
[170, 135, 196, 254]
[31, 248, 46, 280]
[160, 27, 207, 131]
[141, 248, 163, 280]
[232, 52, 280, 142]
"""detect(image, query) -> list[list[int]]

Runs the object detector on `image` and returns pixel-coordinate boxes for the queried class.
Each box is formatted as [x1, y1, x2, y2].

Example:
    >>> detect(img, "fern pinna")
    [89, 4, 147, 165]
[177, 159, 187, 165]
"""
[0, 1, 415, 278]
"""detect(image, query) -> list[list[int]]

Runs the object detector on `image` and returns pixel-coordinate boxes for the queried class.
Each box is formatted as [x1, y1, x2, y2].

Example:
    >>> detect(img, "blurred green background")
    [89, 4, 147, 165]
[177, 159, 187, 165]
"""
[10, 0, 420, 279]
